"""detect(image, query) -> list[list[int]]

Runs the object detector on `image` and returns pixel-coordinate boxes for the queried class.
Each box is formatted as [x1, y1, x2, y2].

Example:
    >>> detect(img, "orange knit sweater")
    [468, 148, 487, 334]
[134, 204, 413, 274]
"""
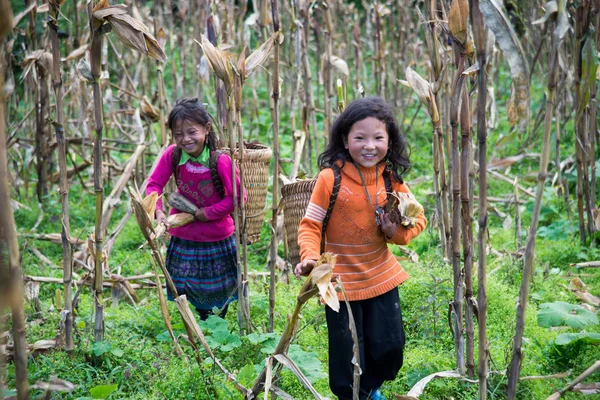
[298, 161, 427, 301]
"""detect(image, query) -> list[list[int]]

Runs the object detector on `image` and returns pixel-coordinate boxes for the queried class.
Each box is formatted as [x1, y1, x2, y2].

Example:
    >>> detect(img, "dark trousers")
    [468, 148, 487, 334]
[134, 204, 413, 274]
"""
[196, 304, 229, 320]
[326, 288, 405, 400]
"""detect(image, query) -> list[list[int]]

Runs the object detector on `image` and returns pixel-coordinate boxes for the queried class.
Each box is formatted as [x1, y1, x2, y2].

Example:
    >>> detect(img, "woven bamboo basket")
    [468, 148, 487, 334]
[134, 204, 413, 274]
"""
[233, 142, 272, 244]
[281, 179, 317, 267]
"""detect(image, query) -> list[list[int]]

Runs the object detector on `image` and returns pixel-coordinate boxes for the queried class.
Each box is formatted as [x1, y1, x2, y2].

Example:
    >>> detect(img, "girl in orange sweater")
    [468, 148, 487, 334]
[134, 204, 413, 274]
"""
[295, 97, 426, 400]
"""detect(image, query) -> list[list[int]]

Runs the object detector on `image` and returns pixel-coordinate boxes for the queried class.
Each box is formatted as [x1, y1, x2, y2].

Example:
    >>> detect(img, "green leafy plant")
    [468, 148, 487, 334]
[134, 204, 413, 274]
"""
[537, 301, 599, 329]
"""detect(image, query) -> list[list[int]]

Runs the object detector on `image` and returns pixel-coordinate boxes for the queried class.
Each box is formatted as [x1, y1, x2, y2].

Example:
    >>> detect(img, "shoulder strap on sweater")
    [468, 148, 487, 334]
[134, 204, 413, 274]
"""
[320, 164, 342, 254]
[383, 168, 392, 195]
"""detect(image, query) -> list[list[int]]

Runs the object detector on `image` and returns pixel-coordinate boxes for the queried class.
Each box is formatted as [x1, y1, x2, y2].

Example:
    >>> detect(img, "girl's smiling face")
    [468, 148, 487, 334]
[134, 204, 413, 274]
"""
[343, 117, 389, 168]
[172, 119, 211, 157]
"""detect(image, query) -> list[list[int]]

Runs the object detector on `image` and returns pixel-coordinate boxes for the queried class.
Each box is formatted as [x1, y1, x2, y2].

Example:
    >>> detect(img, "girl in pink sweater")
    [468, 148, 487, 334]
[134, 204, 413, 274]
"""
[146, 98, 242, 320]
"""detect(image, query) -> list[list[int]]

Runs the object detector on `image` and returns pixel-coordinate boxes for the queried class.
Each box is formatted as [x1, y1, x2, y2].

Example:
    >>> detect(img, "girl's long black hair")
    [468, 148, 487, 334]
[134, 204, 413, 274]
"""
[167, 97, 218, 152]
[317, 96, 411, 183]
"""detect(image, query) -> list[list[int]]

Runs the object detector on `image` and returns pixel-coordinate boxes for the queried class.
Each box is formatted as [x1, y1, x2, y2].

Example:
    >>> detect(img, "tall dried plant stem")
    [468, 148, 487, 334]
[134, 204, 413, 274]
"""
[49, 0, 74, 355]
[574, 3, 591, 243]
[0, 10, 30, 395]
[267, 0, 281, 333]
[299, 1, 316, 174]
[470, 2, 489, 395]
[554, 109, 570, 220]
[375, 2, 384, 97]
[88, 2, 105, 342]
[422, 3, 450, 259]
[322, 2, 333, 145]
[449, 54, 465, 376]
[506, 16, 561, 400]
[460, 87, 475, 378]
[153, 0, 167, 146]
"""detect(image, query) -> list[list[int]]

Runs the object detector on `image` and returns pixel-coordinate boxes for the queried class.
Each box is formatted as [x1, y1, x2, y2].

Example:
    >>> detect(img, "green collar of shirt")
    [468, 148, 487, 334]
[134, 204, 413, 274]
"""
[179, 146, 210, 166]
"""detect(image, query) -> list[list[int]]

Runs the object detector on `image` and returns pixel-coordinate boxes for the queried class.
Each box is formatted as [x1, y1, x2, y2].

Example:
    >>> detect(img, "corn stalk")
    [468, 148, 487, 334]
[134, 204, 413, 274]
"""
[506, 1, 567, 397]
[268, 0, 281, 333]
[470, 0, 489, 395]
[48, 0, 74, 355]
[421, 3, 450, 260]
[88, 0, 105, 343]
[0, 4, 30, 397]
[299, 0, 316, 175]
[460, 79, 474, 378]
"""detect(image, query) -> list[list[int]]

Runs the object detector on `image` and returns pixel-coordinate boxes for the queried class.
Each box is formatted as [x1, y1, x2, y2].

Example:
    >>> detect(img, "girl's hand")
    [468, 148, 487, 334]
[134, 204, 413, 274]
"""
[380, 213, 398, 240]
[294, 259, 317, 279]
[194, 208, 208, 221]
[155, 210, 168, 227]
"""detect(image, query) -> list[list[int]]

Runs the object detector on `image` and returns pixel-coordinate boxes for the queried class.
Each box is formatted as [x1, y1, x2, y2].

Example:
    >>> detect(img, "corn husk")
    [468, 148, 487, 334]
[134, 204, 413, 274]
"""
[167, 192, 199, 215]
[153, 213, 196, 239]
[330, 56, 349, 77]
[405, 67, 439, 122]
[448, 0, 469, 45]
[76, 58, 94, 83]
[391, 191, 424, 227]
[129, 186, 158, 241]
[93, 4, 167, 63]
[198, 34, 233, 90]
[310, 253, 339, 312]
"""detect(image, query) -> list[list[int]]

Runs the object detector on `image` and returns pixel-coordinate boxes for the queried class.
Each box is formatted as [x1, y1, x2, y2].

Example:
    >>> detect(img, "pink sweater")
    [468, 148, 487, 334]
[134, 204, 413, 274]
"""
[146, 144, 243, 242]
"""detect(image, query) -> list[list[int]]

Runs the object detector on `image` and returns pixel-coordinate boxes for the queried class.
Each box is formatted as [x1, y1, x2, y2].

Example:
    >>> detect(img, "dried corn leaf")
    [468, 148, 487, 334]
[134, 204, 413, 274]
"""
[480, 0, 530, 129]
[532, 1, 558, 25]
[448, 0, 469, 44]
[92, 0, 109, 13]
[310, 253, 339, 312]
[405, 67, 439, 122]
[30, 339, 57, 351]
[76, 58, 94, 83]
[245, 31, 282, 79]
[407, 370, 462, 397]
[24, 281, 40, 302]
[64, 44, 88, 61]
[199, 34, 233, 89]
[21, 51, 53, 80]
[94, 6, 166, 63]
[31, 378, 76, 392]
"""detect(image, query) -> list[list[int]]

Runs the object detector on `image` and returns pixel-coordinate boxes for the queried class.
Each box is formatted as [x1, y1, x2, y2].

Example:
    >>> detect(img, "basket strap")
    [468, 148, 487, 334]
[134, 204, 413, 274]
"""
[383, 168, 393, 201]
[320, 165, 342, 254]
[209, 150, 226, 199]
[171, 146, 182, 180]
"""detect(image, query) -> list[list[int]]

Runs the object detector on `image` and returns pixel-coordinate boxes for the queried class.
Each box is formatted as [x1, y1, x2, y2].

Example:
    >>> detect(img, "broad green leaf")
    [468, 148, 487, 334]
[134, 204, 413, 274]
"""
[537, 301, 599, 329]
[92, 341, 112, 357]
[220, 333, 241, 352]
[287, 344, 326, 384]
[210, 328, 230, 344]
[89, 384, 118, 399]
[237, 364, 257, 386]
[110, 348, 124, 357]
[555, 332, 600, 345]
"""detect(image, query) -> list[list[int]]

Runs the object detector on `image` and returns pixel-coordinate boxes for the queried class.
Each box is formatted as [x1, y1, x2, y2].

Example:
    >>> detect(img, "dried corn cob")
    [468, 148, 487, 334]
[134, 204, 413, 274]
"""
[167, 192, 199, 215]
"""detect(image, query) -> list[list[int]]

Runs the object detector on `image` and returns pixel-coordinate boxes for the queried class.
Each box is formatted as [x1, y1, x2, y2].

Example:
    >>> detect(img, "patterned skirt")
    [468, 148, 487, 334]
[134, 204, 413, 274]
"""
[165, 235, 239, 310]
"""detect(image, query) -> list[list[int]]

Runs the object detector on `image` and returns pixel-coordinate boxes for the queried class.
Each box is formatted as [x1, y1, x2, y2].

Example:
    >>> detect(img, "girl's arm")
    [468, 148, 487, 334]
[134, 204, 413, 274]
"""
[146, 145, 176, 212]
[386, 182, 427, 245]
[202, 154, 244, 220]
[297, 169, 335, 263]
